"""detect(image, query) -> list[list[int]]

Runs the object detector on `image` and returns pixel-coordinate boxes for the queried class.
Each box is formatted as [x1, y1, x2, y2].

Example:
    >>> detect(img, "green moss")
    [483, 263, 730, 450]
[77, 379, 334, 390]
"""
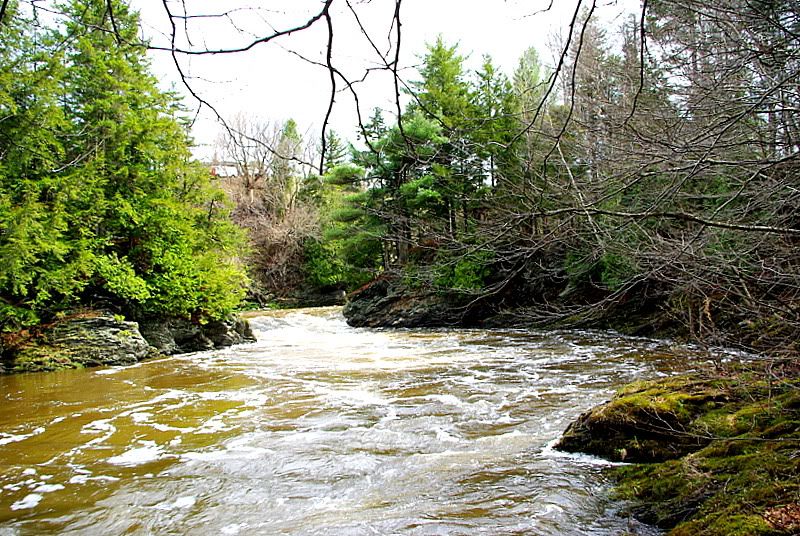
[557, 373, 733, 462]
[673, 514, 775, 536]
[603, 361, 800, 535]
[10, 344, 80, 372]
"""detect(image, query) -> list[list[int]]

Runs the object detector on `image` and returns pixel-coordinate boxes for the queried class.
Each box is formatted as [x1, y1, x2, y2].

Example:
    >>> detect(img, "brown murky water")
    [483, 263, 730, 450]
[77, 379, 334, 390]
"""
[0, 307, 716, 535]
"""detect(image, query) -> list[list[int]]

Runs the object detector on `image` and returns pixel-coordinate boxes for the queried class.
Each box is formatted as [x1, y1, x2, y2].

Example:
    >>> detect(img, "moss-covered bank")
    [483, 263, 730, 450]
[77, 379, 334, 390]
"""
[556, 361, 800, 535]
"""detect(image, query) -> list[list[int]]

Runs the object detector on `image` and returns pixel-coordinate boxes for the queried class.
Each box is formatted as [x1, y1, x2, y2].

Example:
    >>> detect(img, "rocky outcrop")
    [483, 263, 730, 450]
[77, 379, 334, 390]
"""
[1, 311, 256, 373]
[292, 287, 347, 308]
[555, 375, 726, 462]
[138, 315, 255, 355]
[2, 314, 156, 373]
[342, 276, 481, 328]
[556, 363, 800, 535]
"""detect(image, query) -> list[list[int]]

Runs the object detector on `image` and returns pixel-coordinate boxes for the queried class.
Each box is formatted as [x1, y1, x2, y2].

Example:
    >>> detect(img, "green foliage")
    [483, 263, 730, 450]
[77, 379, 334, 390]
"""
[325, 164, 364, 186]
[597, 251, 638, 290]
[93, 253, 150, 302]
[399, 176, 444, 211]
[0, 0, 248, 330]
[472, 55, 522, 185]
[303, 239, 346, 288]
[564, 248, 638, 291]
[412, 36, 473, 128]
[301, 162, 383, 291]
[329, 206, 364, 224]
[303, 231, 380, 291]
[434, 250, 493, 290]
[339, 38, 522, 288]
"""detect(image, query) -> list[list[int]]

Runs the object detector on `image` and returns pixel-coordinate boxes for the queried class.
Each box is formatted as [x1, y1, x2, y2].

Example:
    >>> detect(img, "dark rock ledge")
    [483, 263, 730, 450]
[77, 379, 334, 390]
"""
[342, 275, 481, 328]
[1, 312, 255, 374]
[138, 316, 255, 355]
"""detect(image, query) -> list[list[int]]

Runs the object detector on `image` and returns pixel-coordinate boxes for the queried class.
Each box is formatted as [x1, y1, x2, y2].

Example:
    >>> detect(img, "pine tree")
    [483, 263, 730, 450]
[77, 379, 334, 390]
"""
[472, 55, 520, 188]
[322, 130, 348, 173]
[409, 37, 481, 238]
[0, 3, 84, 328]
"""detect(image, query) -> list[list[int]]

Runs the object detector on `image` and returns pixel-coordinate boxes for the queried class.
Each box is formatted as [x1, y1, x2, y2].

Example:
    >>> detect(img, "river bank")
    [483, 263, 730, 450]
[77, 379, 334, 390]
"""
[342, 274, 678, 337]
[0, 311, 255, 374]
[559, 360, 800, 535]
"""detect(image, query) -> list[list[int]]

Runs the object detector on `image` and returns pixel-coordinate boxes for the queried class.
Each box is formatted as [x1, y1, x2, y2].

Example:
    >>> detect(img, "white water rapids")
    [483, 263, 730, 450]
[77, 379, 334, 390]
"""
[0, 307, 712, 535]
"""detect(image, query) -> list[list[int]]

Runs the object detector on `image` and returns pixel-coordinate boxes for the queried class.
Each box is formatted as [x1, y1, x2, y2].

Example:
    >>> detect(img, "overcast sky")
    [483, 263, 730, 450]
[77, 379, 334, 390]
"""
[137, 0, 636, 159]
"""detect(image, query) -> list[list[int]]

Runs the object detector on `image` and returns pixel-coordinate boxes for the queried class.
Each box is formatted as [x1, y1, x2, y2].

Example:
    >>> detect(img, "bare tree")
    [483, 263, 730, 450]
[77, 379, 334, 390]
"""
[214, 114, 321, 300]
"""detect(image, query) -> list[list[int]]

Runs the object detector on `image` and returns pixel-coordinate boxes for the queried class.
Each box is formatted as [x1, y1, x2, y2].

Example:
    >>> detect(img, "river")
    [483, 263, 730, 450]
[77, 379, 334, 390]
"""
[0, 307, 710, 535]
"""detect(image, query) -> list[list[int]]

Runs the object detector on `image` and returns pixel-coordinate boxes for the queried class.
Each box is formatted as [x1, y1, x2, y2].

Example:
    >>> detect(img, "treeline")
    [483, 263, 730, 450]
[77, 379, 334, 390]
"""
[0, 0, 247, 330]
[222, 1, 799, 353]
[4, 0, 798, 356]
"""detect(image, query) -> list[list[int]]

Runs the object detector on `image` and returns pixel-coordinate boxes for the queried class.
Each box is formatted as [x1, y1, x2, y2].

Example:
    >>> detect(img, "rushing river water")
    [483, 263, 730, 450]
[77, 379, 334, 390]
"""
[0, 307, 713, 535]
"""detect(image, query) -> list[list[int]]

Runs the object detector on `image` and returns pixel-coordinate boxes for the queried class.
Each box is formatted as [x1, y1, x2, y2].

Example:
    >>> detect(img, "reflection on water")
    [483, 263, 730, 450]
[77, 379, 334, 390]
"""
[0, 307, 713, 535]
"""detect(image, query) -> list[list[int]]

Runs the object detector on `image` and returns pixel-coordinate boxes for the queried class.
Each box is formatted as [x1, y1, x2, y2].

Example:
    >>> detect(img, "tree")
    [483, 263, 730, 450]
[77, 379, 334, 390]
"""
[215, 114, 281, 208]
[409, 37, 482, 238]
[0, 3, 77, 327]
[472, 55, 520, 189]
[322, 130, 348, 173]
[304, 163, 384, 290]
[215, 115, 322, 299]
[353, 110, 447, 265]
[0, 0, 249, 329]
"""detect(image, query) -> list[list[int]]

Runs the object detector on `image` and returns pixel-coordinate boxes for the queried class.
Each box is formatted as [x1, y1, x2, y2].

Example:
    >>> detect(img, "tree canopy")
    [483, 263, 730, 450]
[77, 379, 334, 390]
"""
[0, 0, 248, 330]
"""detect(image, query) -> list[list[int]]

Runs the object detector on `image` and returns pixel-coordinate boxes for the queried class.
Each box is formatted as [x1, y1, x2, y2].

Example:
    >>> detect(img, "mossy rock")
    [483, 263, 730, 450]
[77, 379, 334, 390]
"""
[615, 439, 800, 534]
[2, 313, 156, 373]
[556, 375, 729, 462]
[566, 361, 800, 535]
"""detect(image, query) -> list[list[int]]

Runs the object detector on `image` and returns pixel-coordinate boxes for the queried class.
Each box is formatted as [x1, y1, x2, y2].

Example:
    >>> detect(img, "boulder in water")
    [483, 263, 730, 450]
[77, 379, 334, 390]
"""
[555, 375, 725, 462]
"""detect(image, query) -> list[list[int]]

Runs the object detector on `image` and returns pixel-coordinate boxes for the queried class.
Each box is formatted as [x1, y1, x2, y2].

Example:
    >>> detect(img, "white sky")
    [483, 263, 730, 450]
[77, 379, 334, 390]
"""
[137, 0, 636, 160]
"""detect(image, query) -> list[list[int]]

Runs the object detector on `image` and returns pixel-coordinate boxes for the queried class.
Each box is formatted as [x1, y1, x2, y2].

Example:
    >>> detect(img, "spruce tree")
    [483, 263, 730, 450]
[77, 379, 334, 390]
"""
[0, 0, 248, 330]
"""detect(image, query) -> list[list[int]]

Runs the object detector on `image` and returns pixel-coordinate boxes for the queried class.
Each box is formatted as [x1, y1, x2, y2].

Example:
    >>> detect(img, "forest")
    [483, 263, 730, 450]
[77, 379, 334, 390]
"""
[215, 1, 800, 358]
[1, 1, 799, 533]
[0, 0, 797, 357]
[2, 0, 799, 358]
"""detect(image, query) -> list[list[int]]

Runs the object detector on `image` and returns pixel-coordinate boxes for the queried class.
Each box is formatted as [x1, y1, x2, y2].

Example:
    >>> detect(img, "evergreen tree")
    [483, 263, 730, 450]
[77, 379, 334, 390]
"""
[472, 55, 520, 188]
[0, 0, 248, 330]
[322, 130, 348, 173]
[361, 108, 388, 144]
[409, 37, 481, 238]
[304, 163, 384, 289]
[0, 3, 77, 327]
